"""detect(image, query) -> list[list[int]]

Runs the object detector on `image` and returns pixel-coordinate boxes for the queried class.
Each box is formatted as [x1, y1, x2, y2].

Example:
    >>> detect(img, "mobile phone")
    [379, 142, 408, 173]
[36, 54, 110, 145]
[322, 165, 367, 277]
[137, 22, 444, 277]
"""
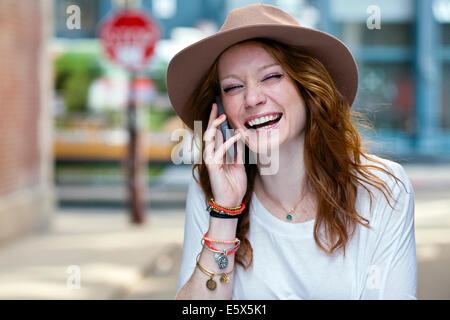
[215, 95, 237, 160]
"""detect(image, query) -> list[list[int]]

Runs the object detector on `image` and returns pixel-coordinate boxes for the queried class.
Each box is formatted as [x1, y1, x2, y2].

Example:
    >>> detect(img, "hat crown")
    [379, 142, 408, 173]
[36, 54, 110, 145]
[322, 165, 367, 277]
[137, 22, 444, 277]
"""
[166, 4, 358, 129]
[219, 4, 300, 32]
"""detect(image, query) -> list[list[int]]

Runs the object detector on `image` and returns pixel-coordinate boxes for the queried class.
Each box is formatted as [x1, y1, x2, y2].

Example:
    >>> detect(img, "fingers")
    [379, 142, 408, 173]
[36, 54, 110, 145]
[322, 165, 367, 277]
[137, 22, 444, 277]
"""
[214, 132, 242, 163]
[236, 127, 249, 145]
[204, 113, 226, 143]
[235, 134, 244, 164]
[204, 102, 243, 165]
[204, 103, 225, 164]
[207, 103, 218, 129]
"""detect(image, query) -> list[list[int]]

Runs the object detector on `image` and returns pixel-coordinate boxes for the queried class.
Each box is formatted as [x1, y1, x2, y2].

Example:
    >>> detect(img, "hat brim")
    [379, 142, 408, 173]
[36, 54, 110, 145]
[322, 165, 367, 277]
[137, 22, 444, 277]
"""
[166, 24, 358, 130]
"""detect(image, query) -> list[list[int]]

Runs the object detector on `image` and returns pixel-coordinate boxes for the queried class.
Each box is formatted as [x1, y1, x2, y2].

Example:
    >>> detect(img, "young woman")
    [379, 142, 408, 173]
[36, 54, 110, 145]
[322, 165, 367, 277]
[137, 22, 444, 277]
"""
[166, 4, 417, 300]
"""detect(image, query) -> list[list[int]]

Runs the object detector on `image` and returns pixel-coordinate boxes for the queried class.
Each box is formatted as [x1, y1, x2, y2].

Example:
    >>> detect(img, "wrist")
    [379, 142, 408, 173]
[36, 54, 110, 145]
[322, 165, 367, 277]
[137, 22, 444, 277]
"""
[212, 197, 243, 209]
[208, 216, 238, 239]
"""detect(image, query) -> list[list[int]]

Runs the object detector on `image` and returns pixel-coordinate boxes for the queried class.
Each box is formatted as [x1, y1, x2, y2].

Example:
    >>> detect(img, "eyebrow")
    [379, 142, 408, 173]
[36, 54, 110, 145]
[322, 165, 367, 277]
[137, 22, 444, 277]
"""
[219, 63, 281, 81]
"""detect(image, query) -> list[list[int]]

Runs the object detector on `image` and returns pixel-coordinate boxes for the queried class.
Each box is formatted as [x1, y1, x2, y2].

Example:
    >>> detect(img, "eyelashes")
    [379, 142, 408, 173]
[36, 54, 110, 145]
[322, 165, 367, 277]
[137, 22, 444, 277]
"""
[223, 73, 283, 93]
[223, 86, 239, 93]
[264, 74, 283, 81]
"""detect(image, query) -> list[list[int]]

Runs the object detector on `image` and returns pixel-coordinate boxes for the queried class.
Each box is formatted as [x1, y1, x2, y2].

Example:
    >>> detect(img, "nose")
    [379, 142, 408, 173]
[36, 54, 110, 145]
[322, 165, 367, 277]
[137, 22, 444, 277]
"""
[244, 82, 266, 109]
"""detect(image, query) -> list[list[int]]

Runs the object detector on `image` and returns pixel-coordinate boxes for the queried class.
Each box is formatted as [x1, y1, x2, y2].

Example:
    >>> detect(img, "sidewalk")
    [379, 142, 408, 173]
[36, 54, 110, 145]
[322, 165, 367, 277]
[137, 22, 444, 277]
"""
[55, 164, 450, 207]
[0, 163, 449, 299]
[404, 164, 450, 190]
[1, 198, 449, 299]
[0, 208, 185, 299]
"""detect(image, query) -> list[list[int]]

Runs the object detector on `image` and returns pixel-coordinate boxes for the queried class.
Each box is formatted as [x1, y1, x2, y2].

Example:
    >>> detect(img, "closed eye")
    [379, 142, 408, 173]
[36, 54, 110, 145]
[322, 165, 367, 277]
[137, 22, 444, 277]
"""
[223, 85, 242, 93]
[222, 74, 283, 93]
[263, 73, 283, 81]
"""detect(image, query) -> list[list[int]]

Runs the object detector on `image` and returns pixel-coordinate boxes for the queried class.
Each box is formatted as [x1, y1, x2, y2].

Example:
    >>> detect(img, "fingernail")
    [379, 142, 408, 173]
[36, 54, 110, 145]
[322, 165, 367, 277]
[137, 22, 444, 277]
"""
[218, 114, 225, 119]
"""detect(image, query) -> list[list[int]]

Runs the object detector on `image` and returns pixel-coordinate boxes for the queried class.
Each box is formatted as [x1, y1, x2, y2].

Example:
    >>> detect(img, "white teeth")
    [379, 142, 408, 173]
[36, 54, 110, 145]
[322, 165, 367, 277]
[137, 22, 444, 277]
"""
[247, 114, 280, 127]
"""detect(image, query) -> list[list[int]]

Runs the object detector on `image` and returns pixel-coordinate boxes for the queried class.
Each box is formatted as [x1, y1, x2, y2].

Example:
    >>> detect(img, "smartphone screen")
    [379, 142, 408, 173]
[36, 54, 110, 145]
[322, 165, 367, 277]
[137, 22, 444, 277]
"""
[215, 95, 237, 160]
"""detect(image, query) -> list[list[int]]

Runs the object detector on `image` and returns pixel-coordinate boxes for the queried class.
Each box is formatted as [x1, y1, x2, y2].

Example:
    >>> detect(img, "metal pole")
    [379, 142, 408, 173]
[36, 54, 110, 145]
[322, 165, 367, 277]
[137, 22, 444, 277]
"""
[415, 0, 440, 157]
[126, 71, 145, 224]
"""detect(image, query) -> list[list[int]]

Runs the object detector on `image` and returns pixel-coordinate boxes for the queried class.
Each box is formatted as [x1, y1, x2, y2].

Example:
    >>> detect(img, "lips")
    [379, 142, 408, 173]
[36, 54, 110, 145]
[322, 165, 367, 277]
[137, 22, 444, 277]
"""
[244, 112, 283, 130]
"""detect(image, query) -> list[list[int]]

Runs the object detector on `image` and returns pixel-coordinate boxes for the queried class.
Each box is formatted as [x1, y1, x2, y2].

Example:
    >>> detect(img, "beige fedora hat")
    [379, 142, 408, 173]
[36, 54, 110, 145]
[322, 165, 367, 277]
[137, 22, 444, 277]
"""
[166, 3, 358, 130]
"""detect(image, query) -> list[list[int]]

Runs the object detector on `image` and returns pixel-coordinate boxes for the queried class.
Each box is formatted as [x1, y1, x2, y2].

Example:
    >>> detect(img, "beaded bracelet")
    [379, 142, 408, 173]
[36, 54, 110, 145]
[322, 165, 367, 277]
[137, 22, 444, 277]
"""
[209, 198, 243, 211]
[201, 237, 240, 270]
[202, 232, 240, 245]
[206, 199, 246, 219]
[208, 209, 241, 219]
[208, 199, 246, 215]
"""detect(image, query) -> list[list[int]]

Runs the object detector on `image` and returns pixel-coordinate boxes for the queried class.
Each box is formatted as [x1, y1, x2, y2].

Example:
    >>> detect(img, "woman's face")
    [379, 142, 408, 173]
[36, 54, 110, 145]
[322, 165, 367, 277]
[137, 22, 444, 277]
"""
[217, 42, 307, 153]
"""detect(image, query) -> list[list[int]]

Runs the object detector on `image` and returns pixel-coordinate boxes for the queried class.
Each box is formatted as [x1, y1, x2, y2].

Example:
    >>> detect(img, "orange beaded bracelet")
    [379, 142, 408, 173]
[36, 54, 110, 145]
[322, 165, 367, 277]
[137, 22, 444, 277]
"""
[207, 199, 245, 215]
[202, 232, 240, 245]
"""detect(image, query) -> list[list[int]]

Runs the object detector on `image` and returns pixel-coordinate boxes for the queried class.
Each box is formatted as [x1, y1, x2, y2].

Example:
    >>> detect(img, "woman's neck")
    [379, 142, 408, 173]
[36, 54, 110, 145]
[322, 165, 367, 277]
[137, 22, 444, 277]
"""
[255, 132, 308, 204]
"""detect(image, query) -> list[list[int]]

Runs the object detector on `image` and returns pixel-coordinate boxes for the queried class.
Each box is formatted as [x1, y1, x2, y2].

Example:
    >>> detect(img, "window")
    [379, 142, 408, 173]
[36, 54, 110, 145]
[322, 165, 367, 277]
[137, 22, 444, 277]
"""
[55, 0, 99, 38]
[354, 62, 415, 134]
[334, 5, 415, 136]
[337, 22, 413, 47]
[442, 23, 450, 45]
[442, 63, 450, 129]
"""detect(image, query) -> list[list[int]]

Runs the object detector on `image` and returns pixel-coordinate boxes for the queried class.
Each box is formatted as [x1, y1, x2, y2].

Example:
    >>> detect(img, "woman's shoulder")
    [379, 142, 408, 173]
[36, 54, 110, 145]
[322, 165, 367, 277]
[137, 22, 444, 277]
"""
[185, 166, 210, 228]
[359, 153, 404, 174]
[357, 155, 415, 251]
[355, 154, 414, 231]
[187, 166, 205, 198]
[358, 153, 413, 195]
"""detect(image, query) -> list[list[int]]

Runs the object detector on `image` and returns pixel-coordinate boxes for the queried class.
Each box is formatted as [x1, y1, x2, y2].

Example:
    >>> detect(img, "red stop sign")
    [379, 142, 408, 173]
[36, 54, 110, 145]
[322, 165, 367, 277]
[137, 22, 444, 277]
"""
[99, 10, 160, 70]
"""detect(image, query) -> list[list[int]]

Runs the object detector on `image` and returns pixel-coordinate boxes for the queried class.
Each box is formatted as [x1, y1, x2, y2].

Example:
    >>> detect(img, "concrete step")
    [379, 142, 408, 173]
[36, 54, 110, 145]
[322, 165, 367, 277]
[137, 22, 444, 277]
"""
[0, 209, 185, 299]
[56, 185, 187, 206]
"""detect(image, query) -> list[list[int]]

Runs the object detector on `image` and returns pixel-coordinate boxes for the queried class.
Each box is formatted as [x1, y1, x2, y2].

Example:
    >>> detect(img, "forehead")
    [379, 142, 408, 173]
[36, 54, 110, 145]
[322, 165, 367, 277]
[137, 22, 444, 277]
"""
[217, 42, 277, 74]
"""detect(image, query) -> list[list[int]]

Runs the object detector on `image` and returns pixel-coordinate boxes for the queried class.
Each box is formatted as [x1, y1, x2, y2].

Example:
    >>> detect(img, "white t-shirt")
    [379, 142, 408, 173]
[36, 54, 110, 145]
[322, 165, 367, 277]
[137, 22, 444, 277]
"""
[176, 154, 417, 299]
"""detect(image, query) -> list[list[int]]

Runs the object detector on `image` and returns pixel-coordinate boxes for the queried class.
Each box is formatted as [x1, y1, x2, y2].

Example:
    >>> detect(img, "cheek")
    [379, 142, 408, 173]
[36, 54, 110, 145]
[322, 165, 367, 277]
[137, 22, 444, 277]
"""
[224, 107, 241, 129]
[284, 95, 306, 133]
[224, 98, 243, 127]
[268, 84, 301, 115]
[290, 104, 307, 134]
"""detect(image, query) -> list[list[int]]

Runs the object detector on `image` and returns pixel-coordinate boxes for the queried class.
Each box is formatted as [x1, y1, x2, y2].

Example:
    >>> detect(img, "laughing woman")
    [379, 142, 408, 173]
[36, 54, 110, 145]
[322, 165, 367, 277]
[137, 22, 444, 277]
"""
[166, 4, 417, 300]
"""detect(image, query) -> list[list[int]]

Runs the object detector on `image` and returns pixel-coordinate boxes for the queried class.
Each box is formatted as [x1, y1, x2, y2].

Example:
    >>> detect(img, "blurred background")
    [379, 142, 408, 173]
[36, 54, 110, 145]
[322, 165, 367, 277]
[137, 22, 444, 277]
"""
[0, 0, 449, 299]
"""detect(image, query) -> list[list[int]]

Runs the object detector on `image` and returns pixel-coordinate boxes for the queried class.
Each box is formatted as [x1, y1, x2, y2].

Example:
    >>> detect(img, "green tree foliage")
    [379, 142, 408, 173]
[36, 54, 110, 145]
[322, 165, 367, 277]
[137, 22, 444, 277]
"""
[54, 53, 102, 113]
[148, 60, 168, 93]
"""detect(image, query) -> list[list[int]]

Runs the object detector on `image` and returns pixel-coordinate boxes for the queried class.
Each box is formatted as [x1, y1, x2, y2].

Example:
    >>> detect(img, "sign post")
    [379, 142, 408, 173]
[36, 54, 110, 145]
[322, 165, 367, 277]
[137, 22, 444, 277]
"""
[99, 9, 160, 224]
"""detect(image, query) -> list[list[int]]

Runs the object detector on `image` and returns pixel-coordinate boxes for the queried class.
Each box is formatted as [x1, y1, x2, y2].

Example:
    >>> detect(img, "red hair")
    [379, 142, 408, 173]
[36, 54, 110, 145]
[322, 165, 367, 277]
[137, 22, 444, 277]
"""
[183, 38, 405, 269]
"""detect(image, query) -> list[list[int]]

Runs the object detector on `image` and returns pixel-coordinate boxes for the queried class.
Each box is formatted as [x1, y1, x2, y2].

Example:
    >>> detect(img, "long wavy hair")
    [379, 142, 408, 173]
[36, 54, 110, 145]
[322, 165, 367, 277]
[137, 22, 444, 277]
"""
[182, 38, 405, 269]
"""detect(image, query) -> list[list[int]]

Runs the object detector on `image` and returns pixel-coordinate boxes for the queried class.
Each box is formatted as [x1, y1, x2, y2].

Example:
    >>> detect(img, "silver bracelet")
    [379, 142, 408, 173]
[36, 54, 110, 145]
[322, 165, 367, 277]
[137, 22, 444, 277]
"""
[201, 238, 240, 270]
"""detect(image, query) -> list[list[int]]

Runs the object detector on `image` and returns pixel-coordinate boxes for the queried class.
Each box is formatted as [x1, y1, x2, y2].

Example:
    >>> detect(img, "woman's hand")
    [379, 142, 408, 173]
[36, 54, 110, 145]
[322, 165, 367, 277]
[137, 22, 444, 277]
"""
[203, 103, 247, 208]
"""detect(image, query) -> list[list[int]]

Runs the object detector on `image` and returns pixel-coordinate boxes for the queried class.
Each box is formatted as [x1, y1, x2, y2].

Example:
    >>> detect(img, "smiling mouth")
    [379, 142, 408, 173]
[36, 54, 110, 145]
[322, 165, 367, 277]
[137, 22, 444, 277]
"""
[245, 113, 283, 130]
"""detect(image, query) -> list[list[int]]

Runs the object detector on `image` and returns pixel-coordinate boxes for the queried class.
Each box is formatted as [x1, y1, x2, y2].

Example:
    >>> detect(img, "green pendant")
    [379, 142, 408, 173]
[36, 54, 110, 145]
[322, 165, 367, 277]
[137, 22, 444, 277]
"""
[286, 214, 293, 221]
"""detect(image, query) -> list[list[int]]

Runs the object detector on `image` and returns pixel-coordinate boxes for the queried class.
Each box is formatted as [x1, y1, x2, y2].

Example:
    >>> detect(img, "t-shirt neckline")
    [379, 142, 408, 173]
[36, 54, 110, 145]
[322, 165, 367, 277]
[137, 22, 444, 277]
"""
[252, 192, 316, 235]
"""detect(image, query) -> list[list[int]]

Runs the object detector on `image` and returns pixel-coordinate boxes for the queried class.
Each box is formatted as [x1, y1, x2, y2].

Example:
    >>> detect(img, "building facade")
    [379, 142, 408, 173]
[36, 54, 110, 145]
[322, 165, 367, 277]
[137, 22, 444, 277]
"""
[0, 0, 54, 243]
[53, 0, 450, 161]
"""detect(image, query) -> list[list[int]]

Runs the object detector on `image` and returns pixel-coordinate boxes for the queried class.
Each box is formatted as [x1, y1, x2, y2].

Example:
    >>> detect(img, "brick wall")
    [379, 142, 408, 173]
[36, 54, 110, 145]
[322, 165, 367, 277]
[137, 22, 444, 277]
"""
[0, 0, 54, 243]
[0, 1, 41, 195]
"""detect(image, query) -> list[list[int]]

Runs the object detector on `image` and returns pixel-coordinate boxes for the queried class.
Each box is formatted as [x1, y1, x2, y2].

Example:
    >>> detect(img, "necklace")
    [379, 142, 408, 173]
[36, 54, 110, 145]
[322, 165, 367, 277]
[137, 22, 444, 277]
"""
[257, 177, 307, 222]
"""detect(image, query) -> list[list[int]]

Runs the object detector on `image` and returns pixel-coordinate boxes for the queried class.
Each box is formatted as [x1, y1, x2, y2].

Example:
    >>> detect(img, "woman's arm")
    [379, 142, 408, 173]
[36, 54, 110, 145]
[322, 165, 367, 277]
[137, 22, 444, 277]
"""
[176, 102, 246, 299]
[360, 164, 417, 300]
[176, 216, 238, 299]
